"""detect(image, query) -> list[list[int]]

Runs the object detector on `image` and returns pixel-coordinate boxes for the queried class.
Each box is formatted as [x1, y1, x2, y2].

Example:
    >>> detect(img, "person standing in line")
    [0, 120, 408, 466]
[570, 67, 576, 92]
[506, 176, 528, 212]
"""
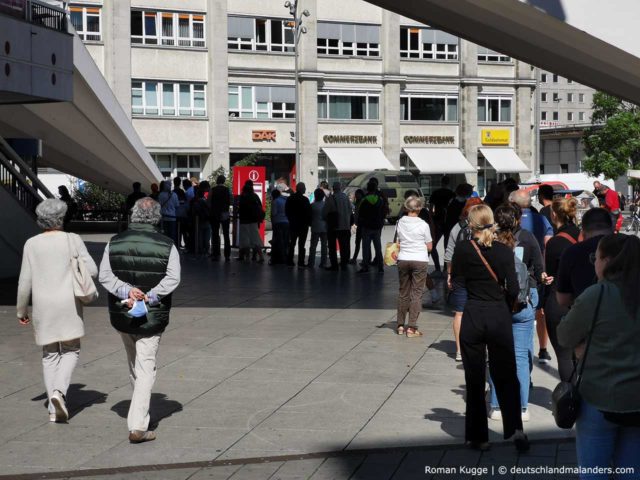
[537, 184, 555, 233]
[99, 197, 180, 443]
[395, 196, 432, 338]
[126, 182, 147, 213]
[357, 181, 385, 274]
[543, 197, 580, 382]
[58, 185, 78, 228]
[172, 177, 188, 249]
[445, 197, 484, 361]
[598, 183, 623, 232]
[17, 199, 98, 423]
[349, 189, 365, 265]
[237, 180, 265, 263]
[444, 183, 474, 245]
[269, 189, 289, 265]
[593, 180, 606, 207]
[308, 188, 328, 268]
[558, 234, 640, 477]
[157, 180, 179, 246]
[285, 182, 312, 267]
[322, 182, 352, 270]
[185, 177, 199, 203]
[451, 205, 529, 452]
[429, 175, 455, 274]
[149, 183, 159, 201]
[193, 181, 211, 255]
[208, 175, 232, 261]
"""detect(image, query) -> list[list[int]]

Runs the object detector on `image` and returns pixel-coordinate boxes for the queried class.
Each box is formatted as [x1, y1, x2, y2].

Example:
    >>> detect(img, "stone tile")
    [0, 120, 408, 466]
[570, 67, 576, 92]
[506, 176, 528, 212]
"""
[267, 458, 324, 479]
[226, 462, 283, 479]
[309, 456, 366, 480]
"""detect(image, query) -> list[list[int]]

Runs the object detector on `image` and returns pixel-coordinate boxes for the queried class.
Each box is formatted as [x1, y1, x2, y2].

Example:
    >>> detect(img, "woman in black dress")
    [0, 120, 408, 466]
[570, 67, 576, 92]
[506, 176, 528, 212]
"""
[451, 204, 529, 452]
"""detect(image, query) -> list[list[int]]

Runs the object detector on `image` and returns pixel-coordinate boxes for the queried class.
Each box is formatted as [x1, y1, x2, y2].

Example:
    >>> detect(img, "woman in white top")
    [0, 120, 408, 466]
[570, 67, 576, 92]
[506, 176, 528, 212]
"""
[17, 199, 98, 423]
[396, 196, 433, 337]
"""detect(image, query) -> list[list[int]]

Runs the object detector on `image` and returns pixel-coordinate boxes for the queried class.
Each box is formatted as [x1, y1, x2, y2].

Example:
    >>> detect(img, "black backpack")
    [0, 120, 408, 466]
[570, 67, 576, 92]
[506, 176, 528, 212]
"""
[512, 233, 532, 313]
[456, 219, 473, 243]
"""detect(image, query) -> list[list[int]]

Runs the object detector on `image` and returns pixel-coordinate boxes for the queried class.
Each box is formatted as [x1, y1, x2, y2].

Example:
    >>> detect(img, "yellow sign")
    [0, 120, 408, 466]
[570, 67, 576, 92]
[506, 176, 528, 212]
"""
[481, 129, 510, 146]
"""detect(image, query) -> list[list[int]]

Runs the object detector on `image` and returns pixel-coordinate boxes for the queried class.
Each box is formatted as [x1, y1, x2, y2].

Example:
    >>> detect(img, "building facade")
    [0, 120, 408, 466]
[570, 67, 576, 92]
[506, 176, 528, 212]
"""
[70, 0, 537, 196]
[538, 70, 595, 128]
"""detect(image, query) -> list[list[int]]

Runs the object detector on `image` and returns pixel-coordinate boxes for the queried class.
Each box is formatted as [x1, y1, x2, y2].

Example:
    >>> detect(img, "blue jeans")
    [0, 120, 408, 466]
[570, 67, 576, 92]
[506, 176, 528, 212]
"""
[489, 289, 536, 409]
[576, 400, 640, 479]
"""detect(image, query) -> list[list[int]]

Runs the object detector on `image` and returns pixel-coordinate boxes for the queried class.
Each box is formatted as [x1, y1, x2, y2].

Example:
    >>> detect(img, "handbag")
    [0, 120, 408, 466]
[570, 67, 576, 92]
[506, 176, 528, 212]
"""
[551, 284, 604, 429]
[384, 221, 400, 266]
[67, 234, 98, 305]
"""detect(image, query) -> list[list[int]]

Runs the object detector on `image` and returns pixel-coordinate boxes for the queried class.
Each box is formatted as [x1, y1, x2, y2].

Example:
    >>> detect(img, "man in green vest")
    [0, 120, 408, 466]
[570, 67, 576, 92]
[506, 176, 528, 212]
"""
[99, 197, 181, 443]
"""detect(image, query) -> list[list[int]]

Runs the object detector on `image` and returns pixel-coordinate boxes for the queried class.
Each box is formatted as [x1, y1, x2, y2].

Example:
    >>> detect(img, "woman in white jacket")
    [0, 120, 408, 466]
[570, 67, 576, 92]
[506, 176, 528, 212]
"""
[16, 199, 98, 423]
[396, 196, 433, 337]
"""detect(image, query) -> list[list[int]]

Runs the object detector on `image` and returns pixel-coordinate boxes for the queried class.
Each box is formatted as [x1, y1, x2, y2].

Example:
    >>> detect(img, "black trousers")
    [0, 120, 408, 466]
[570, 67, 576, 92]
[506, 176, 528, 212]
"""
[544, 286, 574, 382]
[460, 299, 523, 443]
[210, 217, 231, 259]
[288, 227, 309, 266]
[328, 229, 350, 268]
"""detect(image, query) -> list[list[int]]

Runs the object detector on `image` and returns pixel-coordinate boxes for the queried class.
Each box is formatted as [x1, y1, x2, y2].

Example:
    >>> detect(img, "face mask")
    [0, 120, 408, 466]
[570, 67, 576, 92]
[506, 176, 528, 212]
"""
[128, 300, 148, 318]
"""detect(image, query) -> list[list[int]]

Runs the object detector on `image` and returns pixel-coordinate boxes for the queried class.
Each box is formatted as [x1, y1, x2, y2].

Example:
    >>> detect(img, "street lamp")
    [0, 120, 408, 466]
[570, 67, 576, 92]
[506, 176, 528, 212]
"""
[284, 1, 310, 185]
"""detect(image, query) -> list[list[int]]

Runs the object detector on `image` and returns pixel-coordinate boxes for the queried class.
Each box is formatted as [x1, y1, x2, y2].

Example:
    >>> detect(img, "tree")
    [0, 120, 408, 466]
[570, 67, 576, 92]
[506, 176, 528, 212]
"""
[582, 92, 640, 180]
[72, 182, 126, 220]
[208, 150, 260, 190]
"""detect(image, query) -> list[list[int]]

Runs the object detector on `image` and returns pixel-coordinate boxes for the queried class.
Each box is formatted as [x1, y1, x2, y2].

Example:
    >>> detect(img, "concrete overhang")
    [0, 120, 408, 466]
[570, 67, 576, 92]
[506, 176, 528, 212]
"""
[0, 34, 161, 193]
[365, 0, 640, 105]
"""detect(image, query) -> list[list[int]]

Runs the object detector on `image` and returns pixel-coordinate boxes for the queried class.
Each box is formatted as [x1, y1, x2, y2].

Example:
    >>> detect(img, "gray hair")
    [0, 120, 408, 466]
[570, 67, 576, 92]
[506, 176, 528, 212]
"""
[130, 197, 161, 225]
[404, 196, 424, 213]
[35, 198, 67, 230]
[509, 189, 531, 208]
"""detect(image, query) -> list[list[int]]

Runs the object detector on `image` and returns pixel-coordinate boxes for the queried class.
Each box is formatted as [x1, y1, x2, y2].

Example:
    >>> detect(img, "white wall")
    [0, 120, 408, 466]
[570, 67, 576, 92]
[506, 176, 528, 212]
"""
[131, 48, 208, 81]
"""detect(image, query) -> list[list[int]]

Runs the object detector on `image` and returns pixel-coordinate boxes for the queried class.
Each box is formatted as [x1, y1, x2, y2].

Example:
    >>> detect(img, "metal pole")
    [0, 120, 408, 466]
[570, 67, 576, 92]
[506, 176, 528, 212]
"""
[294, 8, 300, 186]
[535, 68, 541, 177]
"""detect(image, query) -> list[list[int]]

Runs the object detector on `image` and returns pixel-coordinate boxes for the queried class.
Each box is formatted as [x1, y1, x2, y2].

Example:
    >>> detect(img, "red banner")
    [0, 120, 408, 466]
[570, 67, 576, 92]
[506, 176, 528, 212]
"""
[233, 166, 267, 243]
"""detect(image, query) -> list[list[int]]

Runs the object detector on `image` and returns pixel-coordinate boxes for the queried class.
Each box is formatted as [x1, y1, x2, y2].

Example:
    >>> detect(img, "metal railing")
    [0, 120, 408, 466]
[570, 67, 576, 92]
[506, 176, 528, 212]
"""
[28, 0, 67, 32]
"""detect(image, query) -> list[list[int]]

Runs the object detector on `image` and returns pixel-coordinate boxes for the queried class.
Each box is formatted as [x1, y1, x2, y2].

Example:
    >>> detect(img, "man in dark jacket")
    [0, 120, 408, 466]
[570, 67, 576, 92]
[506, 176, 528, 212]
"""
[358, 180, 385, 273]
[208, 175, 232, 261]
[285, 182, 312, 266]
[99, 197, 181, 444]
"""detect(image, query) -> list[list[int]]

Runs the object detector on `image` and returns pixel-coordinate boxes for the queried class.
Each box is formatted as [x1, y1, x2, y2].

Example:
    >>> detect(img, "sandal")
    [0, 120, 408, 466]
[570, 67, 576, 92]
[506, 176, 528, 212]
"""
[406, 327, 423, 338]
[397, 325, 405, 335]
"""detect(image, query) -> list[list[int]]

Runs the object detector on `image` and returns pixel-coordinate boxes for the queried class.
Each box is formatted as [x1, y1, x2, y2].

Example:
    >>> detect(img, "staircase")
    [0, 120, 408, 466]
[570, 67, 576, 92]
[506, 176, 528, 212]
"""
[0, 136, 53, 279]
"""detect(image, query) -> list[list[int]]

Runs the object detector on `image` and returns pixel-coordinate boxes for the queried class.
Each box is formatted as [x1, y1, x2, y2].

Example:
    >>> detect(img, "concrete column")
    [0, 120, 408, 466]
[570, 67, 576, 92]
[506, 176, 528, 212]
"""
[459, 40, 478, 186]
[515, 84, 534, 174]
[382, 10, 400, 167]
[102, 0, 132, 116]
[297, 0, 317, 186]
[206, 0, 229, 177]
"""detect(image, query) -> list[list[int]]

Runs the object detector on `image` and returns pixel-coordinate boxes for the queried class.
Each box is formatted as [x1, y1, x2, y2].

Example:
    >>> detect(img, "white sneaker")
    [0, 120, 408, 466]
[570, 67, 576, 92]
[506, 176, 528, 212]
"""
[521, 408, 530, 422]
[489, 408, 502, 421]
[455, 352, 462, 362]
[50, 390, 68, 423]
[49, 413, 56, 423]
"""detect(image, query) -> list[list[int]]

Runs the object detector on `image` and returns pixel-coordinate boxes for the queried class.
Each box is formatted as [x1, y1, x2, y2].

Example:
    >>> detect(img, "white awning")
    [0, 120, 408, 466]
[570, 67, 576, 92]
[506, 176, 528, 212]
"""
[403, 148, 476, 174]
[479, 148, 531, 173]
[321, 147, 395, 173]
[628, 170, 640, 179]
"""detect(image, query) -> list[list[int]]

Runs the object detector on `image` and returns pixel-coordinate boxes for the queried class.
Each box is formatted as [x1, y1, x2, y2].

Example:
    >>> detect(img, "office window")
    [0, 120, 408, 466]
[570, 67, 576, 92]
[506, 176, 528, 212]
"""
[552, 111, 559, 121]
[132, 81, 206, 117]
[317, 22, 380, 57]
[553, 74, 559, 82]
[579, 111, 585, 121]
[227, 16, 294, 52]
[567, 79, 573, 84]
[400, 26, 458, 60]
[228, 85, 295, 119]
[152, 154, 202, 180]
[553, 92, 560, 102]
[561, 163, 569, 173]
[579, 93, 585, 103]
[567, 93, 574, 102]
[541, 92, 547, 102]
[541, 73, 547, 83]
[400, 94, 458, 122]
[131, 10, 205, 47]
[477, 97, 512, 122]
[541, 111, 547, 121]
[70, 5, 101, 41]
[567, 111, 574, 121]
[318, 92, 380, 120]
[477, 47, 511, 62]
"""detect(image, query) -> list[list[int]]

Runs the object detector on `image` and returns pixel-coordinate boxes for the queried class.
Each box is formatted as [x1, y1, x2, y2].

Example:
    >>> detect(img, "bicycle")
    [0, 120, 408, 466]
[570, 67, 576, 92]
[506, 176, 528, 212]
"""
[625, 206, 640, 235]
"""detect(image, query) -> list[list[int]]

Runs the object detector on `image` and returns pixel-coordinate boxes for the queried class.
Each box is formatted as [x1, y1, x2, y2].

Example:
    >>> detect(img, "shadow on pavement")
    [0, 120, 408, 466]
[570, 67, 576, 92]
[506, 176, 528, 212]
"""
[31, 383, 108, 419]
[111, 393, 183, 430]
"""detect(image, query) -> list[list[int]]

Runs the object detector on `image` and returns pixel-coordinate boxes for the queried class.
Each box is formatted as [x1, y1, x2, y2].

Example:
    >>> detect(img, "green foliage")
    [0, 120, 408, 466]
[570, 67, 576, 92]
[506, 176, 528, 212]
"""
[72, 182, 125, 219]
[208, 151, 261, 190]
[583, 93, 640, 180]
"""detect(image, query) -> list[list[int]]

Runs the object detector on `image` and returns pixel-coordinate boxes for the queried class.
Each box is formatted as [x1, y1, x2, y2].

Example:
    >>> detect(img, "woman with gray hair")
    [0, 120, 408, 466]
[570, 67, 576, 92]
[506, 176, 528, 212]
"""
[396, 196, 433, 338]
[16, 198, 98, 423]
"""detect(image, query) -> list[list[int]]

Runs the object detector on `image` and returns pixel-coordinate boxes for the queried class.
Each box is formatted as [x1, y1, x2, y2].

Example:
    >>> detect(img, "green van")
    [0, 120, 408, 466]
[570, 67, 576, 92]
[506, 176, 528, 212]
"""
[344, 170, 423, 223]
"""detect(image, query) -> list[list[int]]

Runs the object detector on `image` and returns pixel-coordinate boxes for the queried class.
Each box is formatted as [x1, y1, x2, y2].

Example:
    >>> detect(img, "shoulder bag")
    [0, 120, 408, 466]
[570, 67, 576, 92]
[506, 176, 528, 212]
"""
[67, 234, 98, 305]
[384, 219, 400, 266]
[551, 284, 604, 429]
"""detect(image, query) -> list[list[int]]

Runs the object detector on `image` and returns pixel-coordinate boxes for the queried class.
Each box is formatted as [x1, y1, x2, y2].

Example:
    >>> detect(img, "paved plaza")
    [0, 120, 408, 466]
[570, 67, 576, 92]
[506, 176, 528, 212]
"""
[0, 230, 576, 479]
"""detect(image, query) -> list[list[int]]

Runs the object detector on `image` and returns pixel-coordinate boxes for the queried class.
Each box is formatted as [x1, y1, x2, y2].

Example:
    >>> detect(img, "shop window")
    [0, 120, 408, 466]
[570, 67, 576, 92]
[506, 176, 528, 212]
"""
[227, 16, 294, 53]
[317, 22, 380, 57]
[400, 94, 458, 122]
[132, 81, 207, 117]
[131, 10, 205, 47]
[400, 26, 458, 60]
[70, 5, 101, 41]
[152, 154, 203, 180]
[228, 85, 295, 119]
[317, 92, 380, 120]
[478, 97, 512, 123]
[477, 47, 510, 62]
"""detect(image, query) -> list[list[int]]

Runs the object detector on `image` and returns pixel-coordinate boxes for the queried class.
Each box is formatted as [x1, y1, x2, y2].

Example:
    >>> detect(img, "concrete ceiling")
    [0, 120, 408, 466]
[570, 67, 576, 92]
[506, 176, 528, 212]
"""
[367, 0, 640, 104]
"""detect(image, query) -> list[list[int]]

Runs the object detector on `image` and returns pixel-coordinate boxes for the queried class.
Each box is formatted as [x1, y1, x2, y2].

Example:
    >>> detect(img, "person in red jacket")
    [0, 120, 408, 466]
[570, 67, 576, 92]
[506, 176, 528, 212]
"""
[599, 184, 623, 232]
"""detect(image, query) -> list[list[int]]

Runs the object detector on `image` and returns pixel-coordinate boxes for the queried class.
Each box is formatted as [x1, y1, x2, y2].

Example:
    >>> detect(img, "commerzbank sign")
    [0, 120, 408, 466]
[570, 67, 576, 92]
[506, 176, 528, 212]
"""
[323, 135, 378, 144]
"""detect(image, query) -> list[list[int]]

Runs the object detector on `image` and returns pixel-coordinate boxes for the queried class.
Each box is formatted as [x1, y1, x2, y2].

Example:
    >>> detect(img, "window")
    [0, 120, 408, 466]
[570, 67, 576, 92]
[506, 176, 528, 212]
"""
[400, 26, 458, 60]
[579, 111, 585, 121]
[552, 111, 559, 121]
[400, 94, 458, 122]
[317, 22, 380, 57]
[567, 112, 574, 121]
[131, 10, 205, 47]
[477, 46, 510, 62]
[541, 73, 547, 83]
[553, 92, 560, 102]
[318, 92, 380, 120]
[579, 93, 585, 103]
[567, 93, 574, 102]
[228, 85, 295, 119]
[541, 92, 547, 102]
[70, 5, 101, 41]
[227, 16, 294, 52]
[132, 81, 206, 117]
[553, 74, 559, 83]
[567, 79, 573, 84]
[477, 97, 512, 122]
[561, 163, 569, 173]
[152, 154, 203, 180]
[541, 111, 547, 121]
